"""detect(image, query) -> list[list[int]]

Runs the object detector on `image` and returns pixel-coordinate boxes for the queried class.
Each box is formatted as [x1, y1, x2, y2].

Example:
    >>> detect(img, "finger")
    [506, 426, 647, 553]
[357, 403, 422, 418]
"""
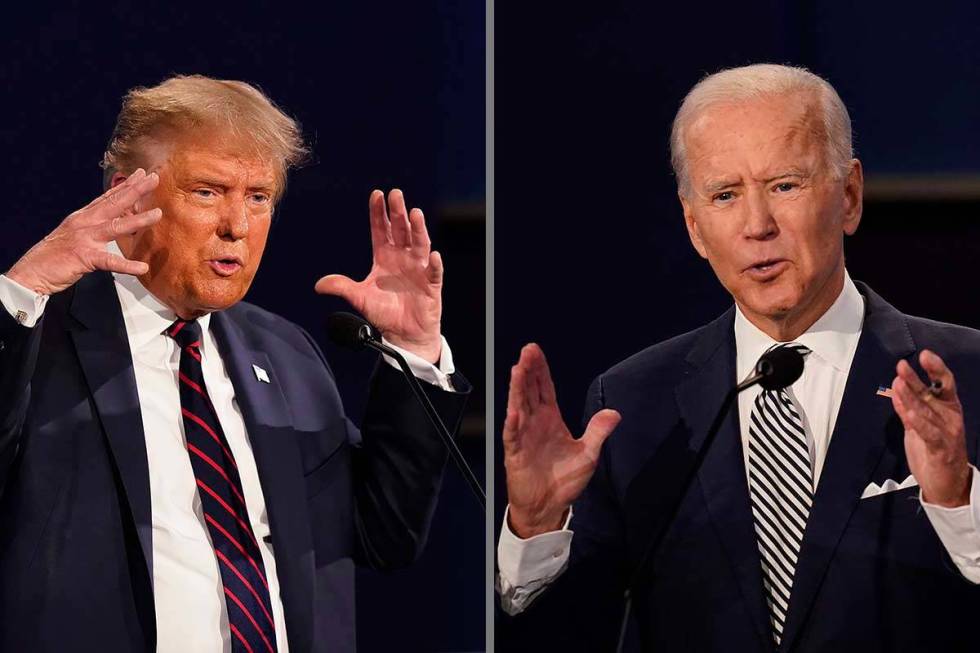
[368, 189, 392, 250]
[895, 358, 928, 395]
[81, 168, 146, 211]
[409, 208, 431, 256]
[902, 403, 948, 445]
[890, 384, 921, 436]
[920, 349, 958, 397]
[426, 250, 444, 285]
[893, 376, 945, 439]
[503, 370, 525, 450]
[88, 250, 149, 277]
[582, 409, 621, 458]
[388, 189, 412, 248]
[314, 274, 360, 304]
[509, 359, 534, 419]
[90, 172, 160, 222]
[98, 207, 163, 241]
[525, 343, 558, 406]
[517, 344, 541, 412]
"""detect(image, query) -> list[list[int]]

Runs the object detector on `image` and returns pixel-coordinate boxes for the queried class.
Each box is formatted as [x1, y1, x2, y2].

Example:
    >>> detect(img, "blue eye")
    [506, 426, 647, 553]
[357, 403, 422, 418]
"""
[194, 189, 216, 198]
[714, 191, 735, 202]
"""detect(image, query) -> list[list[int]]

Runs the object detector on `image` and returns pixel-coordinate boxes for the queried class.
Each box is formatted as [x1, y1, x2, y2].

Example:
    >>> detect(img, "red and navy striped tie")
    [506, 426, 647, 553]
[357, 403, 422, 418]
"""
[166, 319, 278, 653]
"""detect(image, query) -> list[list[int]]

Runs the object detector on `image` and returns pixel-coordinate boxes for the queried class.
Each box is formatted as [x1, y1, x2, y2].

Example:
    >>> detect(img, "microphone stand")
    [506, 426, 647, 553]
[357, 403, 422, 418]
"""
[615, 370, 766, 652]
[357, 327, 486, 511]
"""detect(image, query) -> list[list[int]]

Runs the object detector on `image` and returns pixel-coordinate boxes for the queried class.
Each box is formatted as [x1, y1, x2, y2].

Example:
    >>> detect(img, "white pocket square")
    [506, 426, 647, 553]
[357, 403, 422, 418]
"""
[860, 474, 918, 499]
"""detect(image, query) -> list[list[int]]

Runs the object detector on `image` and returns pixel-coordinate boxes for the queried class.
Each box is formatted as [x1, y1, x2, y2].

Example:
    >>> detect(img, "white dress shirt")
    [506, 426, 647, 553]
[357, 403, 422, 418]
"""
[497, 271, 980, 615]
[0, 246, 456, 651]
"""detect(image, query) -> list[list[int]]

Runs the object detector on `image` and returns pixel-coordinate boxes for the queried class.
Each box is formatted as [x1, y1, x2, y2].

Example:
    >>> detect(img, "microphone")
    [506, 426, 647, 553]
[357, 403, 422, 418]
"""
[325, 312, 486, 511]
[616, 343, 805, 651]
[737, 344, 806, 392]
[325, 312, 379, 352]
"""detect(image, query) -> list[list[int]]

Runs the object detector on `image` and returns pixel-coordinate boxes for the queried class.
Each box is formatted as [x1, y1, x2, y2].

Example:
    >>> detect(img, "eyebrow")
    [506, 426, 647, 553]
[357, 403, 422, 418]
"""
[186, 176, 276, 193]
[702, 169, 811, 194]
[704, 178, 741, 194]
[760, 168, 810, 184]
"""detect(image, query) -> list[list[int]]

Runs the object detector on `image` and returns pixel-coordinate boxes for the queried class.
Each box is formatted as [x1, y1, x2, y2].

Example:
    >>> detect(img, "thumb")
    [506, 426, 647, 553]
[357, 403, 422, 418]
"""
[582, 409, 621, 456]
[315, 274, 358, 300]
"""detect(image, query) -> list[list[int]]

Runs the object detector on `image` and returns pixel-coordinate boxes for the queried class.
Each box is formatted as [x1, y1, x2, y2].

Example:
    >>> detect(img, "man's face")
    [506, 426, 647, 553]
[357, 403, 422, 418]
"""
[680, 92, 863, 335]
[116, 132, 278, 319]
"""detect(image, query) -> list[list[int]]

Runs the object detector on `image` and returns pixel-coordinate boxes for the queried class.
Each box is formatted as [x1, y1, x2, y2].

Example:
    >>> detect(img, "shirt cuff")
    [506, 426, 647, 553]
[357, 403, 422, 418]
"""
[0, 274, 49, 328]
[496, 505, 573, 614]
[920, 464, 980, 584]
[380, 335, 456, 391]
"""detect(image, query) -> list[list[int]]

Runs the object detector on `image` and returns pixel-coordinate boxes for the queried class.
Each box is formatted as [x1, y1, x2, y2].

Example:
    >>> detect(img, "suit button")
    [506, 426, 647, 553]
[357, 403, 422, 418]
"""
[0, 340, 5, 352]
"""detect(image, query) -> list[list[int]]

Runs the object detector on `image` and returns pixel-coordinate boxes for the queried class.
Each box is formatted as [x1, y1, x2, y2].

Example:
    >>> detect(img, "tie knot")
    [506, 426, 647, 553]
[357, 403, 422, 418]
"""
[165, 319, 202, 349]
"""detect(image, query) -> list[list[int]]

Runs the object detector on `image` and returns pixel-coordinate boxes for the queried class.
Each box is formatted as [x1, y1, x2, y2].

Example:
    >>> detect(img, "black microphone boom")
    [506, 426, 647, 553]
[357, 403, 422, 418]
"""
[616, 343, 804, 651]
[325, 312, 486, 511]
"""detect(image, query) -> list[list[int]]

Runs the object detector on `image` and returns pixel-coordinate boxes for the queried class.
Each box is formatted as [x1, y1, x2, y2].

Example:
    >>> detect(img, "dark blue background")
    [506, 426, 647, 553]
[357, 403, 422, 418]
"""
[494, 0, 980, 640]
[0, 2, 484, 651]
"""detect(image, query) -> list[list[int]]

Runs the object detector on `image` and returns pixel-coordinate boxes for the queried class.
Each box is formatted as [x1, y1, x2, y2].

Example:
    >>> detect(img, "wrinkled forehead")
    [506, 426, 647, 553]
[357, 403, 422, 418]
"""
[137, 127, 284, 193]
[684, 93, 827, 178]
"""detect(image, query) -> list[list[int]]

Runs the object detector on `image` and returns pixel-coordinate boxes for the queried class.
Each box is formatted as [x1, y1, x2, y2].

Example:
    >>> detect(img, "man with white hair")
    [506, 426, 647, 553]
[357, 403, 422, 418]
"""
[497, 64, 980, 651]
[0, 75, 469, 652]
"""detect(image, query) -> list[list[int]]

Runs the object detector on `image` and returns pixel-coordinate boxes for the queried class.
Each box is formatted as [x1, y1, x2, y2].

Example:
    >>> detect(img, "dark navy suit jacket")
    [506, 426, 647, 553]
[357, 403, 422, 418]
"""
[500, 282, 980, 652]
[0, 270, 469, 652]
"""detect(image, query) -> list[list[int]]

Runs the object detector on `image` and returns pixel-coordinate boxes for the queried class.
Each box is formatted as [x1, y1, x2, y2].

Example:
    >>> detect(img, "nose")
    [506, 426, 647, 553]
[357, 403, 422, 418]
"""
[218, 200, 249, 240]
[742, 187, 777, 241]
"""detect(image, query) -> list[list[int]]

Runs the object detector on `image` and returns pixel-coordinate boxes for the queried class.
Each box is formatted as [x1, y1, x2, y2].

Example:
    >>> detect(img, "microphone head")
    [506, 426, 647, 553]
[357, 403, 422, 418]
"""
[756, 346, 805, 390]
[325, 312, 378, 351]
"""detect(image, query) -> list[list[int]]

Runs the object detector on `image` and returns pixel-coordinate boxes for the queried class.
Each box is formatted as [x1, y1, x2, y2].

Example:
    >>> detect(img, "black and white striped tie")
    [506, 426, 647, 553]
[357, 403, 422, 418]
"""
[746, 343, 812, 646]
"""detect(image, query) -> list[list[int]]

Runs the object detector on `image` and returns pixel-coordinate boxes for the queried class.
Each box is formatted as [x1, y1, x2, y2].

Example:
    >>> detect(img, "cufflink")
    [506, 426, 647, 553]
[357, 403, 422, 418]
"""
[14, 310, 27, 325]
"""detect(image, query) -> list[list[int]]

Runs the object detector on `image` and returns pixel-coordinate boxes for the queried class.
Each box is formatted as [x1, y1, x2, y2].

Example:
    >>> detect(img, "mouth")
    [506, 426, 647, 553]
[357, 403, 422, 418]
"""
[743, 258, 788, 281]
[208, 256, 244, 277]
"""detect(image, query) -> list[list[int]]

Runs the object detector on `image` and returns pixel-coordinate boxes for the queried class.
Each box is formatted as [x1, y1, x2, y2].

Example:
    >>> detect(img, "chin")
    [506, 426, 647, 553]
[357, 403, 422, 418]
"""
[189, 285, 249, 315]
[741, 285, 801, 320]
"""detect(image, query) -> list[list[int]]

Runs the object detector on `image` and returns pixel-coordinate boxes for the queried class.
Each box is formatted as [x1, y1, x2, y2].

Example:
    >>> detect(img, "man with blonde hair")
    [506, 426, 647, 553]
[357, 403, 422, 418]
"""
[497, 64, 980, 651]
[0, 75, 468, 652]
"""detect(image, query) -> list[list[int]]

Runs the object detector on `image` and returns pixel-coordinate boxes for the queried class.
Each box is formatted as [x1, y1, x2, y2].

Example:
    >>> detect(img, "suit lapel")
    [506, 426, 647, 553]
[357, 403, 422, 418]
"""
[68, 272, 154, 581]
[211, 310, 315, 653]
[674, 309, 774, 651]
[778, 284, 914, 652]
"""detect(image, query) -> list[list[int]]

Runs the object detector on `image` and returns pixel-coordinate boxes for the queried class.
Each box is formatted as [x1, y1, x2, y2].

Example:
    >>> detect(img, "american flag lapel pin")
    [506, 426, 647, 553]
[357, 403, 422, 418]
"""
[876, 385, 893, 398]
[252, 364, 271, 384]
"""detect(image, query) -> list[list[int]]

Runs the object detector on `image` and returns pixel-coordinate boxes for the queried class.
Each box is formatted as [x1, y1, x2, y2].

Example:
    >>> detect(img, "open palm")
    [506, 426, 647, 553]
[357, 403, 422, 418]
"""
[503, 344, 621, 537]
[315, 189, 443, 363]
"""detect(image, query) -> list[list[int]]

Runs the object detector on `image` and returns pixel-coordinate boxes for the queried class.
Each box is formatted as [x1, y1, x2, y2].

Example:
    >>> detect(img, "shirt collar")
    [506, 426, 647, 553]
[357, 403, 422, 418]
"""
[734, 270, 864, 382]
[107, 241, 212, 351]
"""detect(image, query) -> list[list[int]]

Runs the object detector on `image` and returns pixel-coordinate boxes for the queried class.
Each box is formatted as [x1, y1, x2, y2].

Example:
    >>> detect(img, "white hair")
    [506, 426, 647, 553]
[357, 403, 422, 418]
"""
[670, 63, 853, 196]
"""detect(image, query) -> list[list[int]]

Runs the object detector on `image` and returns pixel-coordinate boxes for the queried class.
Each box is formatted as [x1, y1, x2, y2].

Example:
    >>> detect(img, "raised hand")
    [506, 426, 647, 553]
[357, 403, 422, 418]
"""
[891, 350, 973, 507]
[503, 343, 621, 538]
[315, 189, 443, 363]
[6, 169, 161, 296]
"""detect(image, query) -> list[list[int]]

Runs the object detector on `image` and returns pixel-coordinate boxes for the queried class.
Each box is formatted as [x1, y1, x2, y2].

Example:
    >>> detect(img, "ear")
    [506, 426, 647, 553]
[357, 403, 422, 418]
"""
[110, 171, 129, 190]
[841, 158, 863, 236]
[680, 193, 709, 259]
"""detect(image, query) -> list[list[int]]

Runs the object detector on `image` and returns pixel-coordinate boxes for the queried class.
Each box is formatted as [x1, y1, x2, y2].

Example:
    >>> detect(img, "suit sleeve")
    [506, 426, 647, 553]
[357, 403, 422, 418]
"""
[496, 375, 629, 652]
[349, 361, 470, 569]
[0, 307, 44, 497]
[297, 327, 471, 570]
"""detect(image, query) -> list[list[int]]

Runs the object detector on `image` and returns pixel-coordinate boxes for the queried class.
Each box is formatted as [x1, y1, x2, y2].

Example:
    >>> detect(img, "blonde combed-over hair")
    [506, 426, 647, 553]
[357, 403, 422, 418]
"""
[100, 75, 309, 199]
